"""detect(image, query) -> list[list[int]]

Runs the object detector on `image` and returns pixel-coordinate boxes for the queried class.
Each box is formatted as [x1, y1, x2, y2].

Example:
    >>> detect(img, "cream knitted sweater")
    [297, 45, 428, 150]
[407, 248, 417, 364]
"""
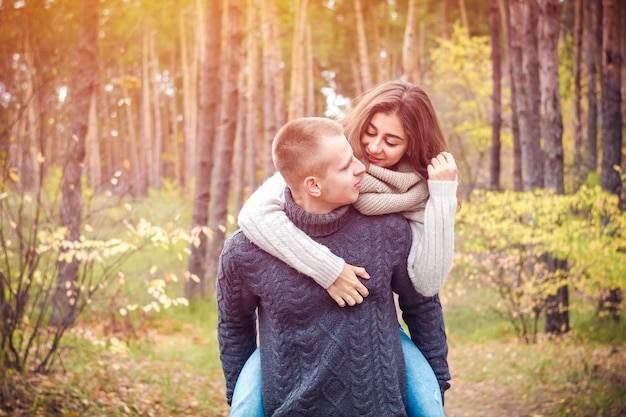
[237, 163, 457, 296]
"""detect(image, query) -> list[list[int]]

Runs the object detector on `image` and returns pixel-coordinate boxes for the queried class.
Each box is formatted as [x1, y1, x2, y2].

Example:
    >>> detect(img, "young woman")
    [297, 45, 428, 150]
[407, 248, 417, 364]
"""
[231, 80, 458, 417]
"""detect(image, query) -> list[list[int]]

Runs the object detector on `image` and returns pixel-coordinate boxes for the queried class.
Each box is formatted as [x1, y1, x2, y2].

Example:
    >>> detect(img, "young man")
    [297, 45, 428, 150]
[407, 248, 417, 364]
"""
[217, 117, 449, 416]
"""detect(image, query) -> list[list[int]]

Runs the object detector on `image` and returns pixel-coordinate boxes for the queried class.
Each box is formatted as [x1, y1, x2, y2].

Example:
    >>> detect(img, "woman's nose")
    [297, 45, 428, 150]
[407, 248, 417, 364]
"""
[367, 138, 382, 153]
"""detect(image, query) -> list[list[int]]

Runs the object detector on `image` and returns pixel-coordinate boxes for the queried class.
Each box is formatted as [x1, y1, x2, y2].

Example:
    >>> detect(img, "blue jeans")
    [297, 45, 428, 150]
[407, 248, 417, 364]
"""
[229, 328, 445, 417]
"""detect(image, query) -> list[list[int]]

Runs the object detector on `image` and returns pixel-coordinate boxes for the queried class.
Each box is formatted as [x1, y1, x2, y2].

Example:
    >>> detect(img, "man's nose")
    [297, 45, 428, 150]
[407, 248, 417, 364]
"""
[355, 159, 366, 175]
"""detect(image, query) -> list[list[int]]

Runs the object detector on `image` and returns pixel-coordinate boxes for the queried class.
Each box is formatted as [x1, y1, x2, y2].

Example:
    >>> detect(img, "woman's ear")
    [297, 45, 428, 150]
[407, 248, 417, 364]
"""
[303, 176, 322, 197]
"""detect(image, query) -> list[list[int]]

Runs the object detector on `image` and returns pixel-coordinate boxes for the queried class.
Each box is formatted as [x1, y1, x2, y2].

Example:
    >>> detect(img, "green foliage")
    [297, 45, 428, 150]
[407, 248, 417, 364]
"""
[428, 23, 510, 191]
[0, 178, 191, 373]
[455, 186, 626, 342]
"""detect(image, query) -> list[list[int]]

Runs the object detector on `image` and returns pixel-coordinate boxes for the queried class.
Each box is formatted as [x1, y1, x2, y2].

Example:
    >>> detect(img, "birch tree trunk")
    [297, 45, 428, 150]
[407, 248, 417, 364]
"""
[489, 0, 502, 191]
[354, 0, 372, 93]
[52, 0, 98, 326]
[402, 0, 421, 84]
[186, 0, 222, 299]
[205, 0, 245, 291]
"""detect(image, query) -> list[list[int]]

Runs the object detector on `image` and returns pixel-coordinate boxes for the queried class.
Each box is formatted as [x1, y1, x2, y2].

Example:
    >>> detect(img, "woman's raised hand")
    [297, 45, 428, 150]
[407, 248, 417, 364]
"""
[427, 151, 458, 181]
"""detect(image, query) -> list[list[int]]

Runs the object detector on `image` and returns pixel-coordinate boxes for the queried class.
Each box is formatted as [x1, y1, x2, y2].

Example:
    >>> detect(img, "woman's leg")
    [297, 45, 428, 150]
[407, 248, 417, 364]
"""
[230, 348, 265, 417]
[400, 329, 445, 417]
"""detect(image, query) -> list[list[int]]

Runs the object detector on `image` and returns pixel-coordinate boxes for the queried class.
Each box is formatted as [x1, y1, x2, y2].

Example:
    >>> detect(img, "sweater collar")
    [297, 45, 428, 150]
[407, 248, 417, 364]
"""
[283, 187, 353, 237]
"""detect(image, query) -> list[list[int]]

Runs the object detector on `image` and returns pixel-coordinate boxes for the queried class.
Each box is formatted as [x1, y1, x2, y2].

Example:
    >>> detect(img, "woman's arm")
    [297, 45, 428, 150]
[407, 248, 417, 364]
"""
[237, 173, 369, 305]
[405, 180, 457, 296]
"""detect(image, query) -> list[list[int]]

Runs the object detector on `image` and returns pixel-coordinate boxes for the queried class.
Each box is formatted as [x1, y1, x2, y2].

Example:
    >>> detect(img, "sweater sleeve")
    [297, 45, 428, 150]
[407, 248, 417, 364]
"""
[404, 180, 458, 296]
[398, 291, 451, 398]
[237, 173, 345, 289]
[216, 236, 259, 405]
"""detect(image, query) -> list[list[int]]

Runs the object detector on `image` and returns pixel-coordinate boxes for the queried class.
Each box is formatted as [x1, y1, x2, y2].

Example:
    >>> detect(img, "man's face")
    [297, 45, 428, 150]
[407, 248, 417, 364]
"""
[314, 134, 366, 213]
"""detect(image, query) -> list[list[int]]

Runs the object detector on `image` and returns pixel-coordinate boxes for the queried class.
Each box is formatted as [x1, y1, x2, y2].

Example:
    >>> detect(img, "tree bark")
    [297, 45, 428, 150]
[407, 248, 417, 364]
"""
[185, 0, 222, 299]
[539, 0, 568, 335]
[354, 0, 372, 93]
[53, 0, 98, 326]
[489, 0, 502, 191]
[519, 0, 543, 191]
[141, 29, 153, 189]
[539, 0, 564, 195]
[600, 0, 623, 197]
[261, 0, 283, 179]
[288, 0, 308, 120]
[598, 0, 624, 322]
[584, 0, 599, 177]
[402, 0, 421, 84]
[505, 0, 523, 191]
[205, 0, 245, 292]
[149, 30, 163, 189]
[572, 0, 584, 189]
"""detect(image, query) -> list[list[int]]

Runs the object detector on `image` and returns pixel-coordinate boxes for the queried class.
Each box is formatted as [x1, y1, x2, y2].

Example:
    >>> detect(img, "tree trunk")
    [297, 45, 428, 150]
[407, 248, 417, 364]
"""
[459, 0, 469, 31]
[86, 93, 101, 192]
[305, 24, 315, 117]
[288, 0, 308, 121]
[600, 0, 623, 197]
[402, 0, 421, 84]
[185, 0, 222, 299]
[505, 0, 523, 191]
[261, 0, 283, 179]
[489, 0, 502, 191]
[150, 30, 163, 189]
[539, 0, 568, 335]
[584, 0, 599, 177]
[245, 0, 259, 196]
[141, 29, 153, 190]
[180, 6, 200, 195]
[539, 0, 564, 195]
[205, 0, 245, 291]
[519, 0, 543, 191]
[354, 0, 372, 92]
[52, 0, 98, 326]
[572, 0, 584, 189]
[598, 0, 624, 320]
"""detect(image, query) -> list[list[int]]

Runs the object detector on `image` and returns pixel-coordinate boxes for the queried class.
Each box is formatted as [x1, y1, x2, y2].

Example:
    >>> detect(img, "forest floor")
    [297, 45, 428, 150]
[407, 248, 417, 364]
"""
[2, 329, 625, 417]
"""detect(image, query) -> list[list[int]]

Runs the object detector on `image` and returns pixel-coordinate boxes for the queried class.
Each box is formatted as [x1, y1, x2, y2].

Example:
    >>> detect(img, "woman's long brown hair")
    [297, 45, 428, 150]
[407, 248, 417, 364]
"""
[342, 80, 447, 181]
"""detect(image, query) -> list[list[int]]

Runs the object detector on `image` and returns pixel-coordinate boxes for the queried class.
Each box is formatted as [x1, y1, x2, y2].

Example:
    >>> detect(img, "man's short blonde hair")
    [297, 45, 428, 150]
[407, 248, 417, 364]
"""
[272, 117, 344, 188]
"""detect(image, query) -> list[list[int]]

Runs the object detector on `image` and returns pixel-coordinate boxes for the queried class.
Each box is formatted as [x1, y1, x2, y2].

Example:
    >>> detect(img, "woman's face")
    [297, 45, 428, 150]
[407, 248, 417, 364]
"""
[360, 112, 409, 168]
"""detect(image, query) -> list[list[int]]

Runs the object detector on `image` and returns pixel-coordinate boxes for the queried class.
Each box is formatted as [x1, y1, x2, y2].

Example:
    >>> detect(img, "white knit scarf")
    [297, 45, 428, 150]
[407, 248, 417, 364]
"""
[353, 161, 429, 222]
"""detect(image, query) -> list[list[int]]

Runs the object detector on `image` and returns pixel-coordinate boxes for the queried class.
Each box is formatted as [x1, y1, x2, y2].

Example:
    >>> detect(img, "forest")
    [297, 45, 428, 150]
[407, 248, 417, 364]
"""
[1, 0, 625, 416]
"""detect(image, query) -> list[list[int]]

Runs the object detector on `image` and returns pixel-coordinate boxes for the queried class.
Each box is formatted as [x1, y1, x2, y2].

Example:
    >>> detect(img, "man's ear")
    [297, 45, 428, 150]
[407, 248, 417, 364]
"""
[303, 176, 322, 197]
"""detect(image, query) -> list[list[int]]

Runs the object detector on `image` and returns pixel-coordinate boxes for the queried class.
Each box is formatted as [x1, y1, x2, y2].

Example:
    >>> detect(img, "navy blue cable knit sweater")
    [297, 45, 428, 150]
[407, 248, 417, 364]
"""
[217, 189, 450, 416]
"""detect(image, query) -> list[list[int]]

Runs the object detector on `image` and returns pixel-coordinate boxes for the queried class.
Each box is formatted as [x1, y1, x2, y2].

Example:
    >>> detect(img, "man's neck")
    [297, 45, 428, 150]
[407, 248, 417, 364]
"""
[290, 189, 336, 215]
